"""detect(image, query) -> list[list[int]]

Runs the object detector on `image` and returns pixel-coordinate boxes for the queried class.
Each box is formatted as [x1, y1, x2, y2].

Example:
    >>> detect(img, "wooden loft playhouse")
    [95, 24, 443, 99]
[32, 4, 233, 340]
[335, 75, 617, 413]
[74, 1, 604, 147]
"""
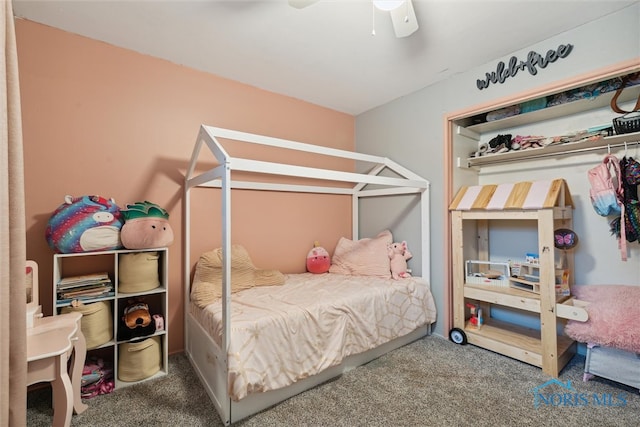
[449, 178, 588, 378]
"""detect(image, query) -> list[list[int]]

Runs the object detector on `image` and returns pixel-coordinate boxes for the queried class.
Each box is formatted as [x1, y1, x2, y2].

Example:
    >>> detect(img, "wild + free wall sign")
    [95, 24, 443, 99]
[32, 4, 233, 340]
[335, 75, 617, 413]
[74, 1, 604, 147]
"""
[477, 44, 574, 90]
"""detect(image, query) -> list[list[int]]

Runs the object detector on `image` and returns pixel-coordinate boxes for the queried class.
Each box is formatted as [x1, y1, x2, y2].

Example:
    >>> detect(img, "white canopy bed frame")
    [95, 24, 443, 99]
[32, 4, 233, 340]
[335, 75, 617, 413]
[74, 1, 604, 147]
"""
[183, 125, 432, 425]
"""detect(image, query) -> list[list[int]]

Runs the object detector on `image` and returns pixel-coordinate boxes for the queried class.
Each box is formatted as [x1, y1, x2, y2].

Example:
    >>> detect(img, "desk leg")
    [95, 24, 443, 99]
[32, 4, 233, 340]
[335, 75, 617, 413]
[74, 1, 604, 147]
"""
[51, 355, 74, 427]
[69, 330, 89, 414]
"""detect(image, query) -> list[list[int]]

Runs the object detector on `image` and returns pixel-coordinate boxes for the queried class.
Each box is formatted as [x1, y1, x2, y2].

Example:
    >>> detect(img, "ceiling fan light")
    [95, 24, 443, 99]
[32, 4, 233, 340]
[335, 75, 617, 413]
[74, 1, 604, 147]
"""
[288, 0, 319, 9]
[373, 0, 405, 12]
[390, 0, 418, 37]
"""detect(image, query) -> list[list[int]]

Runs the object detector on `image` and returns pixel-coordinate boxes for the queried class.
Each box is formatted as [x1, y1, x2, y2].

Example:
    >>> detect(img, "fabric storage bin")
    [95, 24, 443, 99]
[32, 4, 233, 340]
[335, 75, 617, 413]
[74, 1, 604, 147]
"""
[61, 300, 113, 349]
[118, 336, 162, 382]
[118, 251, 160, 293]
[584, 344, 640, 390]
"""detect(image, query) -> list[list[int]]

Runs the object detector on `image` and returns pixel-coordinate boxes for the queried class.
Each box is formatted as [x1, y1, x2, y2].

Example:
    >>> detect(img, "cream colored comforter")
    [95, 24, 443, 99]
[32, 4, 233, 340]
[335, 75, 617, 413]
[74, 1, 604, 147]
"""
[190, 272, 437, 400]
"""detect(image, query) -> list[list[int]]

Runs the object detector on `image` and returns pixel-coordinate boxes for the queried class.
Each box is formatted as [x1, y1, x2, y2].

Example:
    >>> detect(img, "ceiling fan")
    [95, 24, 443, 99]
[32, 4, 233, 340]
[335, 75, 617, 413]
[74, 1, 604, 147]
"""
[288, 0, 419, 38]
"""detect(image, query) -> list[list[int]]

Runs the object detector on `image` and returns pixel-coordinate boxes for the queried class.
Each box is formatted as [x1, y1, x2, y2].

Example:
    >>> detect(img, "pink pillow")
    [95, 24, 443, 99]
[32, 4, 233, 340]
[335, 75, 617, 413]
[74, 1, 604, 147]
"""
[329, 230, 392, 277]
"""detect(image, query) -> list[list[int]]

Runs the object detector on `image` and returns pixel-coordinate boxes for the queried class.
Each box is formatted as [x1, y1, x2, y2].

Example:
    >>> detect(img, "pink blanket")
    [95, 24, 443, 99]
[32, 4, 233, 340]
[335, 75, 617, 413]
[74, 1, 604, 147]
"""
[564, 285, 640, 353]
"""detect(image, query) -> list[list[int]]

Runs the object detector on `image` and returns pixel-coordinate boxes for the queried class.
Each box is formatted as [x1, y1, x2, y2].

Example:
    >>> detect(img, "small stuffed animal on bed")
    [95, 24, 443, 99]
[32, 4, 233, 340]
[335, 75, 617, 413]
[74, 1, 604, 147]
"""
[306, 241, 330, 274]
[120, 201, 174, 249]
[388, 241, 412, 279]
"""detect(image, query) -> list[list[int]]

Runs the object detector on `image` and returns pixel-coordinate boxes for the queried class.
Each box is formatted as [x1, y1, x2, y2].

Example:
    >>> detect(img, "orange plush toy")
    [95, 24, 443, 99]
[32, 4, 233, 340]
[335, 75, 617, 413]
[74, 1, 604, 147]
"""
[306, 241, 330, 274]
[118, 299, 156, 340]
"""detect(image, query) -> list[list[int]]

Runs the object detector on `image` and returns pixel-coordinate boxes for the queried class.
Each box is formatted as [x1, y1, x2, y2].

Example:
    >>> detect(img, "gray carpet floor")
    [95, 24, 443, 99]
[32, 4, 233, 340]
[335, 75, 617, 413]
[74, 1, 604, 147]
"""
[27, 335, 639, 426]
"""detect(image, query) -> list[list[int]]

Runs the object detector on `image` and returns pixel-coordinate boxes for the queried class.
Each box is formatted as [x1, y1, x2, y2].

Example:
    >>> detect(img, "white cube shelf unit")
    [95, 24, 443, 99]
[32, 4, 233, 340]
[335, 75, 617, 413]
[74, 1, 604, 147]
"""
[53, 248, 169, 388]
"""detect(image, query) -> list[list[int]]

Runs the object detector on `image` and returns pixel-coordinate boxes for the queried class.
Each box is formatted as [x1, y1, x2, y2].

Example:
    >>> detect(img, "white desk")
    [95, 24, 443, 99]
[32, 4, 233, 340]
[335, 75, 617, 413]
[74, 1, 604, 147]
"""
[27, 312, 88, 427]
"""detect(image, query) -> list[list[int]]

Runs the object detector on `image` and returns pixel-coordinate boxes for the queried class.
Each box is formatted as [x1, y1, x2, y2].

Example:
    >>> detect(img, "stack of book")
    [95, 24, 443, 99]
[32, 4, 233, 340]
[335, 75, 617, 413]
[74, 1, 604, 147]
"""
[57, 272, 114, 303]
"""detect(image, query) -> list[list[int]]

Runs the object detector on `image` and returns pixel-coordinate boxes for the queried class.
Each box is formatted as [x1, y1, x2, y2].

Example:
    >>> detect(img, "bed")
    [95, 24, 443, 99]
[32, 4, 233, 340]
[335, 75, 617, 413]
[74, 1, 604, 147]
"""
[183, 125, 436, 425]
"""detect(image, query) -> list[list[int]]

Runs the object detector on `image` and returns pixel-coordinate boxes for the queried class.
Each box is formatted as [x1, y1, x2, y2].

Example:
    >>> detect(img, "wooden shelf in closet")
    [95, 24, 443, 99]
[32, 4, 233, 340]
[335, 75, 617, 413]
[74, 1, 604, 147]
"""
[465, 130, 640, 168]
[460, 85, 640, 134]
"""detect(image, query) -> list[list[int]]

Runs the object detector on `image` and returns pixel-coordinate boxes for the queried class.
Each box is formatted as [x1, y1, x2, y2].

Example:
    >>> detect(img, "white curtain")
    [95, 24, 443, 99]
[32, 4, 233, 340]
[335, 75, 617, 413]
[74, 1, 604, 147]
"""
[0, 0, 27, 426]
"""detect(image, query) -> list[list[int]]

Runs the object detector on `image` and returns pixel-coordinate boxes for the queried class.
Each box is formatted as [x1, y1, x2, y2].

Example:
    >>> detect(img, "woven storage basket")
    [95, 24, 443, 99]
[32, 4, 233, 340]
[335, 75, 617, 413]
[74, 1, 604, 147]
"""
[118, 251, 160, 293]
[610, 72, 640, 135]
[613, 112, 640, 135]
[61, 300, 113, 349]
[118, 336, 162, 382]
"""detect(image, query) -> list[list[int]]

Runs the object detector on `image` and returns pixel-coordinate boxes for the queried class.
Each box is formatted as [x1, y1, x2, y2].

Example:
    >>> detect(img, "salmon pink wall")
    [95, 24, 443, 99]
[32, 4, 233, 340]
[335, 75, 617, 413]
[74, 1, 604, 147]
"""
[15, 19, 354, 354]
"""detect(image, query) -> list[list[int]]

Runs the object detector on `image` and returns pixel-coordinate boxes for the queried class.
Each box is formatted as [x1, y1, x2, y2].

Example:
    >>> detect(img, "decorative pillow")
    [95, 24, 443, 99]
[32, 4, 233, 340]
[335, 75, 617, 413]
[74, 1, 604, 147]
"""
[190, 244, 285, 308]
[46, 195, 124, 253]
[329, 230, 392, 277]
[120, 201, 174, 250]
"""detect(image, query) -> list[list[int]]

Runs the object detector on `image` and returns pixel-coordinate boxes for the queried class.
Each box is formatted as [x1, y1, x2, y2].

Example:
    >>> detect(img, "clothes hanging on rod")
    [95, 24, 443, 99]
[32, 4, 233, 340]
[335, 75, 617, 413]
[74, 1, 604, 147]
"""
[609, 154, 640, 250]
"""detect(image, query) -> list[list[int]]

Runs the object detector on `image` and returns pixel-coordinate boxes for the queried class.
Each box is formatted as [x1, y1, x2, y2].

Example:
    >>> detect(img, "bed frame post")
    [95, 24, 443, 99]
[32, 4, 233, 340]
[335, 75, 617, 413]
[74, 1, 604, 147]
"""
[184, 182, 191, 353]
[421, 186, 431, 284]
[352, 194, 359, 240]
[221, 162, 232, 422]
[183, 131, 204, 359]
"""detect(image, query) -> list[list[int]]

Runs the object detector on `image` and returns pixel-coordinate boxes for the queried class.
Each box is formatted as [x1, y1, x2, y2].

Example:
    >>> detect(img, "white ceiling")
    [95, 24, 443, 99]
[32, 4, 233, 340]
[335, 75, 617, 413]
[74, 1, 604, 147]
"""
[12, 0, 639, 115]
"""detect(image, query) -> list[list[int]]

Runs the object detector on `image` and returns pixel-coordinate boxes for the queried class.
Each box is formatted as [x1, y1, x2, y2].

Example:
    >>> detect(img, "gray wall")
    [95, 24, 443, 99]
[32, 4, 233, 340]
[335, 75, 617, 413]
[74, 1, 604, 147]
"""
[355, 4, 640, 338]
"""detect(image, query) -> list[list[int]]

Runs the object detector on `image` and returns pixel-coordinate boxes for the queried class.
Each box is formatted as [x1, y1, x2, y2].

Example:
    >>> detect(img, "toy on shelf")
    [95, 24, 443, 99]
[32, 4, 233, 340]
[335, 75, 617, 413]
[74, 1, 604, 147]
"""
[554, 228, 578, 297]
[465, 260, 510, 288]
[120, 201, 174, 249]
[509, 263, 542, 294]
[45, 195, 123, 253]
[466, 303, 483, 329]
[118, 299, 157, 341]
